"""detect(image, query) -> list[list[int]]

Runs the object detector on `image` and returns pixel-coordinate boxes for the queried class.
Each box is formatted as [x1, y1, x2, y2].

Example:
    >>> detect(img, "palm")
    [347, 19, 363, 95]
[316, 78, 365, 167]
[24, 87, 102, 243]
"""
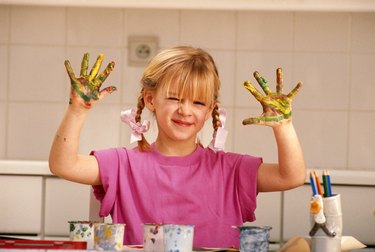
[243, 68, 302, 126]
[64, 53, 116, 108]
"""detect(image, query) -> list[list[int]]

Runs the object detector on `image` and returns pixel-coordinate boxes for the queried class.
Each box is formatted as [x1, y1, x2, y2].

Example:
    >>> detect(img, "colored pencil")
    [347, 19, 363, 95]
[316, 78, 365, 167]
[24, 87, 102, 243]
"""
[313, 170, 324, 196]
[322, 169, 332, 197]
[309, 171, 318, 196]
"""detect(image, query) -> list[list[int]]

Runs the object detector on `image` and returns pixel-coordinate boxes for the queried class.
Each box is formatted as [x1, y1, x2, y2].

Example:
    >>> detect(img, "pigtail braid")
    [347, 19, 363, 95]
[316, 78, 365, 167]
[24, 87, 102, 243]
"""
[135, 88, 151, 151]
[211, 104, 222, 132]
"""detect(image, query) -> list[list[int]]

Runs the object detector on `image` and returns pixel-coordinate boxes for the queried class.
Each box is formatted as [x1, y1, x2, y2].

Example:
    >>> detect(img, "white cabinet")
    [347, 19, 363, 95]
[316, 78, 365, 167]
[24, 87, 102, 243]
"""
[44, 177, 91, 236]
[283, 184, 375, 245]
[334, 185, 375, 245]
[251, 192, 282, 242]
[283, 185, 312, 239]
[0, 175, 43, 234]
[0, 174, 91, 238]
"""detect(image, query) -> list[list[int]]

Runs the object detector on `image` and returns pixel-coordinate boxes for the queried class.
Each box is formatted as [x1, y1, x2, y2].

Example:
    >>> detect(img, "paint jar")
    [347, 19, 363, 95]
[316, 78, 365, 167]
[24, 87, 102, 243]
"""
[143, 223, 164, 252]
[163, 224, 194, 252]
[310, 194, 342, 252]
[237, 226, 272, 252]
[68, 221, 95, 249]
[94, 223, 125, 251]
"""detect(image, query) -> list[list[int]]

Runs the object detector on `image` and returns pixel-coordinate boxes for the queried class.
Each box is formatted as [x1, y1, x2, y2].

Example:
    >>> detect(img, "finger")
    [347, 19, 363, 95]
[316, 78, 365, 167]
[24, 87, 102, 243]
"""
[254, 71, 271, 95]
[89, 53, 104, 81]
[242, 116, 262, 125]
[64, 60, 76, 81]
[287, 82, 303, 99]
[99, 86, 117, 100]
[243, 80, 263, 101]
[276, 68, 283, 94]
[80, 53, 90, 77]
[96, 61, 115, 87]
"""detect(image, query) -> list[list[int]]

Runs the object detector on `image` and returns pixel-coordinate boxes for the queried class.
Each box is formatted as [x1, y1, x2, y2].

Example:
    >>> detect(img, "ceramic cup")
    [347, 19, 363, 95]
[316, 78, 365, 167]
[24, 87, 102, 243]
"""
[68, 221, 95, 249]
[94, 223, 125, 251]
[143, 223, 164, 252]
[237, 226, 272, 252]
[310, 194, 342, 252]
[163, 224, 194, 252]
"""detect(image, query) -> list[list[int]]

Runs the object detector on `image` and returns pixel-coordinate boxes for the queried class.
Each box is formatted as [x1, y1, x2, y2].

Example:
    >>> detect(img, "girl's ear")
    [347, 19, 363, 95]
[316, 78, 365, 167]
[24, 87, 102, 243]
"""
[144, 89, 155, 112]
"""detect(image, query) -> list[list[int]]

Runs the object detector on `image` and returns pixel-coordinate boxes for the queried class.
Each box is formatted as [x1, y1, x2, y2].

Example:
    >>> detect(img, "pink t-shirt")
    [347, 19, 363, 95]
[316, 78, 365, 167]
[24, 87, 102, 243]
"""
[91, 144, 262, 248]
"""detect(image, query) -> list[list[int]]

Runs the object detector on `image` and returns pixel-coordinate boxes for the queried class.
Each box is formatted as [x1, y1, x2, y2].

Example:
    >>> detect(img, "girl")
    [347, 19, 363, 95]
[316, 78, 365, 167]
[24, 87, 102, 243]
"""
[49, 46, 305, 248]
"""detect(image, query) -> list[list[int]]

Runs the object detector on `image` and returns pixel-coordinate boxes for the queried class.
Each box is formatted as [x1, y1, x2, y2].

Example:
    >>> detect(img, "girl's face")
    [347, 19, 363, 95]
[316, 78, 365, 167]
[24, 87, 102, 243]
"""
[145, 86, 213, 145]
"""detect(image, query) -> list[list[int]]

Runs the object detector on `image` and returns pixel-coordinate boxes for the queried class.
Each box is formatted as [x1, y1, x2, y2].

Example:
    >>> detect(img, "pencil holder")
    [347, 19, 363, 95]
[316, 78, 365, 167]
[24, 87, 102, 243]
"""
[310, 194, 342, 252]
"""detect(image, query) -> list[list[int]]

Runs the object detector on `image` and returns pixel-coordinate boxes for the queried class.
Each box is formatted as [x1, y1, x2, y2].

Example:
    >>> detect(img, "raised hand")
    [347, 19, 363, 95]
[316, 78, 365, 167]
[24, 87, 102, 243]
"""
[242, 68, 302, 126]
[64, 53, 117, 109]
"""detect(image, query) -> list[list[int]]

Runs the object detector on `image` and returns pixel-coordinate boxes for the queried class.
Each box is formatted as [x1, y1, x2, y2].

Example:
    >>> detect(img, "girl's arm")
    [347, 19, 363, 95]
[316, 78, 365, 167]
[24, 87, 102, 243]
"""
[49, 53, 116, 185]
[242, 68, 306, 192]
[257, 122, 306, 192]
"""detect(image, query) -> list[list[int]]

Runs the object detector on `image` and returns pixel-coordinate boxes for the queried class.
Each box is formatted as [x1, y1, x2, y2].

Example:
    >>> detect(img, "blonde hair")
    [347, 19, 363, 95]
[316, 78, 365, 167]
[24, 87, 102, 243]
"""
[135, 46, 222, 151]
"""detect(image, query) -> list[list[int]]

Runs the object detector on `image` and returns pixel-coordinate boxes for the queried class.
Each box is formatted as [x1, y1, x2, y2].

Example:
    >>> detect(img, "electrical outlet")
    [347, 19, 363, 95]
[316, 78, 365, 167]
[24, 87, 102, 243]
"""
[128, 36, 158, 67]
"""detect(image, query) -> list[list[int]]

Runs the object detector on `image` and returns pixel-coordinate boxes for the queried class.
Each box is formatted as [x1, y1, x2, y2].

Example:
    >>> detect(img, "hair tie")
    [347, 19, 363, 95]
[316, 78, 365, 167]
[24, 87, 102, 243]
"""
[120, 109, 150, 144]
[208, 108, 228, 152]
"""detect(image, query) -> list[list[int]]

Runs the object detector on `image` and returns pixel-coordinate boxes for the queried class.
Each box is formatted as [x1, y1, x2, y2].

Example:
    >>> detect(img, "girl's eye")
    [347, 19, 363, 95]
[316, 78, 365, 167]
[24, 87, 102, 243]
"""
[167, 97, 179, 101]
[193, 101, 206, 106]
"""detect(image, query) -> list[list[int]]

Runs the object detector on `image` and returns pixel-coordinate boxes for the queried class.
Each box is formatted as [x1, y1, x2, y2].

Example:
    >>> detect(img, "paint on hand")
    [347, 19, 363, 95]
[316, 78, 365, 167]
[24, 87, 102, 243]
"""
[242, 67, 302, 125]
[64, 53, 117, 108]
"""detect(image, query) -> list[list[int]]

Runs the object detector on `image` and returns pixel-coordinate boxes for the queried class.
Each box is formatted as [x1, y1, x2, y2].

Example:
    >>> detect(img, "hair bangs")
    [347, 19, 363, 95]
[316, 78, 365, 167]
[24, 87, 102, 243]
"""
[160, 58, 218, 107]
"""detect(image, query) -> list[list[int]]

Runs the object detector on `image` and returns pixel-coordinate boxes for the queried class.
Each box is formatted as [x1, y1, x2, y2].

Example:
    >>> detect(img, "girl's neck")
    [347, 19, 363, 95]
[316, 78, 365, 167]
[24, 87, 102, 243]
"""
[154, 138, 197, 156]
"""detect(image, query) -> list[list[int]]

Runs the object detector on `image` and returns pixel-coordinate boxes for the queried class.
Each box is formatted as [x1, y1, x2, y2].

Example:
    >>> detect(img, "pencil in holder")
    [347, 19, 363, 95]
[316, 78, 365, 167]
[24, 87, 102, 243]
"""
[309, 194, 343, 252]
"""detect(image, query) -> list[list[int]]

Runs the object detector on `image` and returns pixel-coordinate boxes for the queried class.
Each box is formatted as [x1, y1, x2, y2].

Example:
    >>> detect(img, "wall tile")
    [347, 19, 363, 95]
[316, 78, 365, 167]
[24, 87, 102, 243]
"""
[294, 12, 350, 52]
[180, 10, 236, 50]
[209, 50, 236, 107]
[67, 7, 123, 47]
[351, 13, 375, 53]
[7, 102, 65, 160]
[122, 48, 145, 105]
[10, 6, 65, 45]
[348, 111, 375, 170]
[237, 11, 294, 51]
[79, 104, 122, 155]
[66, 47, 123, 105]
[0, 45, 8, 101]
[235, 51, 293, 107]
[9, 45, 66, 102]
[0, 102, 6, 158]
[124, 9, 179, 48]
[0, 5, 10, 44]
[293, 109, 348, 169]
[293, 52, 350, 110]
[233, 108, 278, 162]
[350, 53, 375, 110]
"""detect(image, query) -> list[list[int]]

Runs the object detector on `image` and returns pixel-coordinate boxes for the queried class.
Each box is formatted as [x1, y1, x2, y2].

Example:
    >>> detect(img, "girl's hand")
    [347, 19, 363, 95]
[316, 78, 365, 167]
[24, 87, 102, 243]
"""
[64, 53, 117, 109]
[242, 68, 302, 126]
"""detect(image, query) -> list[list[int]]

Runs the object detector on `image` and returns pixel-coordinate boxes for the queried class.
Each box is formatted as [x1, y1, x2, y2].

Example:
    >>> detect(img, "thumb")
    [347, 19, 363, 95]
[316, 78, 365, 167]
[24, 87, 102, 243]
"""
[99, 86, 117, 100]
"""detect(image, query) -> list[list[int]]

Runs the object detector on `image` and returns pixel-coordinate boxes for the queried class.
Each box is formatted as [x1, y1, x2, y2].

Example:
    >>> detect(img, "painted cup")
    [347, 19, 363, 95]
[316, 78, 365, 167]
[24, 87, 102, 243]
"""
[237, 226, 272, 252]
[143, 223, 164, 252]
[68, 221, 94, 249]
[94, 223, 125, 251]
[310, 194, 342, 252]
[163, 224, 194, 252]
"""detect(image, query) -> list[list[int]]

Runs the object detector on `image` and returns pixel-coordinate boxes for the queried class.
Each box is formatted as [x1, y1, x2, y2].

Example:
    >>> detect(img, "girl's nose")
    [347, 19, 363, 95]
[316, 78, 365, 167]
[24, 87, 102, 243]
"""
[178, 100, 191, 115]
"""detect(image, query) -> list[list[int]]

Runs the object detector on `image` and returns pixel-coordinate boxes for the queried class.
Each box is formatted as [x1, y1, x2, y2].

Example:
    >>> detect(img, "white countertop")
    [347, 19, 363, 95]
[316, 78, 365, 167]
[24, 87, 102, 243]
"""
[0, 160, 52, 176]
[0, 0, 375, 12]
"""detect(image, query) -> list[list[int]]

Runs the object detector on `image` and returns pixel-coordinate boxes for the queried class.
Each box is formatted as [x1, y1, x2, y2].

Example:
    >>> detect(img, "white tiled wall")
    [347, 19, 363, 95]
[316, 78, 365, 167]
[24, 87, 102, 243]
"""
[0, 5, 375, 172]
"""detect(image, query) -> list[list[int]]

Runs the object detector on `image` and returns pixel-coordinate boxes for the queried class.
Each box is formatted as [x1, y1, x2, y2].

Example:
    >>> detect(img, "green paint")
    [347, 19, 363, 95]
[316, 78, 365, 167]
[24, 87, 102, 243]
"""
[242, 68, 301, 125]
[64, 53, 116, 105]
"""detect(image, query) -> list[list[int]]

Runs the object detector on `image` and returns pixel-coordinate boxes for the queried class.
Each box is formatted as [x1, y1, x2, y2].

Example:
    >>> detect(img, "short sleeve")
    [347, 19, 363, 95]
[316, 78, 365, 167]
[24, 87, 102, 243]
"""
[91, 148, 124, 217]
[236, 155, 262, 221]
